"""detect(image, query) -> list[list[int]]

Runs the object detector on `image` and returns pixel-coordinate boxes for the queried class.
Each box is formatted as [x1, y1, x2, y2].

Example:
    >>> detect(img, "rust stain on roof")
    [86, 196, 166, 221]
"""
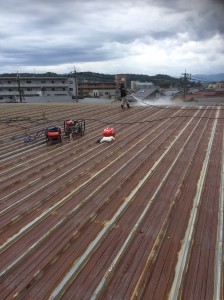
[0, 102, 223, 299]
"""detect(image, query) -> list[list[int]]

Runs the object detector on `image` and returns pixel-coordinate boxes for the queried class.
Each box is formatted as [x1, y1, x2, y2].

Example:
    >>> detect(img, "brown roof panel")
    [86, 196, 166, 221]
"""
[0, 102, 223, 299]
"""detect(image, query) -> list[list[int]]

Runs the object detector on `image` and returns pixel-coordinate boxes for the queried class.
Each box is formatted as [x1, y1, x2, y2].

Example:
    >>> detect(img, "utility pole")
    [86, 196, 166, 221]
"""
[17, 72, 23, 103]
[74, 68, 78, 103]
[181, 70, 191, 101]
[71, 67, 82, 102]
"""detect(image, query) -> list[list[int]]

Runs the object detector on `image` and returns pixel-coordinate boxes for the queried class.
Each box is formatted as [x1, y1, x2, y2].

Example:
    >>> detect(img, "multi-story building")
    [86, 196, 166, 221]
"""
[0, 75, 117, 102]
[0, 76, 72, 102]
[78, 81, 116, 98]
[131, 81, 154, 92]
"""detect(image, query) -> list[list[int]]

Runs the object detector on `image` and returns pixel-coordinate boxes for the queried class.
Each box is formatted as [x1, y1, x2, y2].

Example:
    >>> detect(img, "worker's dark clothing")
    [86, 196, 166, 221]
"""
[120, 82, 131, 109]
[120, 82, 127, 97]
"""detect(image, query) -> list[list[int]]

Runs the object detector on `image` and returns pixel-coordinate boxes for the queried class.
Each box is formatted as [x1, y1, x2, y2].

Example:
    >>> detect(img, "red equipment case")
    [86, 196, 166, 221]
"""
[45, 126, 62, 143]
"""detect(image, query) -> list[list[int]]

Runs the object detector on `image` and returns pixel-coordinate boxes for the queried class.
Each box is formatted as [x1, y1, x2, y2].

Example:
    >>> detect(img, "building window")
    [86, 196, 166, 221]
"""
[27, 88, 32, 91]
[41, 81, 46, 83]
[26, 81, 31, 83]
[69, 88, 73, 91]
[68, 81, 73, 84]
[8, 81, 11, 84]
[52, 88, 55, 91]
[8, 89, 12, 91]
[51, 81, 54, 83]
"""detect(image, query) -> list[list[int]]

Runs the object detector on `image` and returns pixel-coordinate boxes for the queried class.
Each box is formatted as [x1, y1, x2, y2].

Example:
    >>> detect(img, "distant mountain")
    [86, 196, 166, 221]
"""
[76, 72, 181, 87]
[192, 73, 224, 82]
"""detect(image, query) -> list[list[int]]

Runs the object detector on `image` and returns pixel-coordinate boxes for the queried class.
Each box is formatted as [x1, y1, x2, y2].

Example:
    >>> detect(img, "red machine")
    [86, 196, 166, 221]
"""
[45, 126, 62, 143]
[64, 119, 85, 137]
[103, 127, 115, 137]
[45, 120, 85, 144]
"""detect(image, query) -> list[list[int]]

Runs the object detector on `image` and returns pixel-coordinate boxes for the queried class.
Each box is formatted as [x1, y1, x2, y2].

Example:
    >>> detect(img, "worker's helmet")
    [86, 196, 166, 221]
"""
[121, 78, 125, 82]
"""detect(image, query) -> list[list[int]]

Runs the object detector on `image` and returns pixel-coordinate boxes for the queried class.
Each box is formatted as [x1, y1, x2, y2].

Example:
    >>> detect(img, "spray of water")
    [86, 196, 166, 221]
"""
[130, 94, 179, 107]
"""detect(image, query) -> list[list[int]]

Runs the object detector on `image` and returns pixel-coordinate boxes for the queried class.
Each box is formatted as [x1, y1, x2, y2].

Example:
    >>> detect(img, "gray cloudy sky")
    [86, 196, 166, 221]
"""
[0, 0, 224, 76]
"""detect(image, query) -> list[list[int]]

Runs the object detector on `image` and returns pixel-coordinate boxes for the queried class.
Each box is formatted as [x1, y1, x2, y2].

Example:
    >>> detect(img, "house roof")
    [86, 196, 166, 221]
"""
[0, 102, 223, 299]
[133, 87, 164, 100]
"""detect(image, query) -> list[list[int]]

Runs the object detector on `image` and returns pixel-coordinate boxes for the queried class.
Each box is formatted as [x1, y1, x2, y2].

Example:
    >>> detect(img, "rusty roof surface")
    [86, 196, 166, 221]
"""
[0, 102, 224, 299]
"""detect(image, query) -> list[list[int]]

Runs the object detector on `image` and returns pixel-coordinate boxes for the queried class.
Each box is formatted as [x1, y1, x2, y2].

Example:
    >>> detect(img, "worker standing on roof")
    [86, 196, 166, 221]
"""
[120, 78, 131, 109]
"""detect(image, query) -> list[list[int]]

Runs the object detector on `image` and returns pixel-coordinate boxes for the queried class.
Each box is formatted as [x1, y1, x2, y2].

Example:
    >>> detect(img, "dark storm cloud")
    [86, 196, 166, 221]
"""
[146, 0, 224, 36]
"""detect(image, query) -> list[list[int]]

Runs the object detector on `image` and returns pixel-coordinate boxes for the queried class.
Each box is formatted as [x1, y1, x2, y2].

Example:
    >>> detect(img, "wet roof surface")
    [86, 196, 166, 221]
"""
[0, 102, 223, 299]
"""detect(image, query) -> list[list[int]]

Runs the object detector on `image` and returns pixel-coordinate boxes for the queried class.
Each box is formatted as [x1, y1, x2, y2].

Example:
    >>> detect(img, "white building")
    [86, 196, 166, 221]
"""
[131, 81, 154, 92]
[0, 75, 77, 102]
[0, 75, 117, 102]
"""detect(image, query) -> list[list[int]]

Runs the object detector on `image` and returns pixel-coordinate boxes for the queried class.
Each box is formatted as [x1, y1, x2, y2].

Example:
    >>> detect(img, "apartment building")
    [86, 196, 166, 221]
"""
[0, 75, 117, 102]
[0, 76, 74, 102]
[78, 81, 116, 98]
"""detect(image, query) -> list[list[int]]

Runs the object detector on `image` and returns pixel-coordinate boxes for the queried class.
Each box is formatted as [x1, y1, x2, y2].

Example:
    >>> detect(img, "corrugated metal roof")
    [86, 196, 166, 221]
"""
[0, 102, 223, 299]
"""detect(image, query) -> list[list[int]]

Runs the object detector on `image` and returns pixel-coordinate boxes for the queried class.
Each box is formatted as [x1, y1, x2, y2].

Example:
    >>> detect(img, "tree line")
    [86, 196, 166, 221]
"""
[0, 71, 202, 88]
